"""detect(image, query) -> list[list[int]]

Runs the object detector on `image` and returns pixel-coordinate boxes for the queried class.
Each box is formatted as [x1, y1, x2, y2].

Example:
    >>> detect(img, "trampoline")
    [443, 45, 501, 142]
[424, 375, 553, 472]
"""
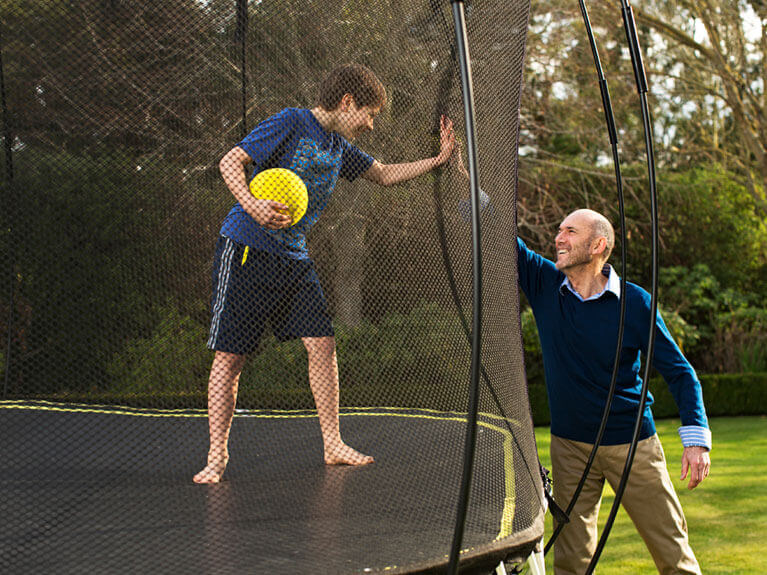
[1, 1, 544, 573]
[1, 401, 541, 573]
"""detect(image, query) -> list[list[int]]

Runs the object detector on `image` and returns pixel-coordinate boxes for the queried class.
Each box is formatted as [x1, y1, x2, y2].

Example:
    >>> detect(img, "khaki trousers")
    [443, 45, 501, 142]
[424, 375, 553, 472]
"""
[550, 434, 701, 575]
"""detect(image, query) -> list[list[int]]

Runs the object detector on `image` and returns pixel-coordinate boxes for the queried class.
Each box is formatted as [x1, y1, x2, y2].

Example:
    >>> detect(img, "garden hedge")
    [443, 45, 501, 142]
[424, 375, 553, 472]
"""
[26, 372, 766, 427]
[527, 372, 767, 426]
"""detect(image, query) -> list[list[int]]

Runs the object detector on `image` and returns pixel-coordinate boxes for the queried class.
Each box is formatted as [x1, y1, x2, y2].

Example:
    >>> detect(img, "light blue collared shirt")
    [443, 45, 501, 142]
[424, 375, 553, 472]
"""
[559, 263, 621, 302]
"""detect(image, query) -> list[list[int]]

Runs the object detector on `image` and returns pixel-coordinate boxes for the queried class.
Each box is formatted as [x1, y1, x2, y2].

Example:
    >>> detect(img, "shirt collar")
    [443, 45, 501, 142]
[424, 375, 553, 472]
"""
[559, 263, 621, 302]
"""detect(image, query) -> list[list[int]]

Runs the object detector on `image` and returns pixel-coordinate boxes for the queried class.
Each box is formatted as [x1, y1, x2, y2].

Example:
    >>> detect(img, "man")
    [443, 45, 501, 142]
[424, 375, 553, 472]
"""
[517, 209, 711, 575]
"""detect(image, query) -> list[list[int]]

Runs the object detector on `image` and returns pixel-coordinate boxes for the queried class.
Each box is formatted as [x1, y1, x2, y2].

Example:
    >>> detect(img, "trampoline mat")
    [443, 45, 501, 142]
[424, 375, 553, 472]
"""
[1, 402, 533, 574]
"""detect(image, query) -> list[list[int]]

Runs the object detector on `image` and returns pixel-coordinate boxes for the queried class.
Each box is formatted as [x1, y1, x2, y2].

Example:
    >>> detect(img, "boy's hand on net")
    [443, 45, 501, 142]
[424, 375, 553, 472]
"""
[436, 115, 456, 164]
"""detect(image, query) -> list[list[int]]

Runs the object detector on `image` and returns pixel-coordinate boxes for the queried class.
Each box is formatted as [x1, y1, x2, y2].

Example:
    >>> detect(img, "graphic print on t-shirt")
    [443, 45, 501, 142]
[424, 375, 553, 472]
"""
[269, 137, 343, 253]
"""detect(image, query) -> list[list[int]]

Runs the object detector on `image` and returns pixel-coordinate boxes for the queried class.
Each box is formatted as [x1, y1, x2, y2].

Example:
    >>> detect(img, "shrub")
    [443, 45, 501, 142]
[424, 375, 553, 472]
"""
[4, 148, 217, 396]
[714, 307, 767, 373]
[236, 301, 472, 410]
[657, 167, 767, 298]
[521, 307, 545, 386]
[650, 373, 767, 419]
[656, 264, 766, 373]
[106, 302, 212, 396]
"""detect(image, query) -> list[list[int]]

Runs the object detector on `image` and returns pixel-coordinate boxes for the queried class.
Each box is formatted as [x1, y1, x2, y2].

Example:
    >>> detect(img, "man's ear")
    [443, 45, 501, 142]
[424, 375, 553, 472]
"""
[592, 236, 607, 256]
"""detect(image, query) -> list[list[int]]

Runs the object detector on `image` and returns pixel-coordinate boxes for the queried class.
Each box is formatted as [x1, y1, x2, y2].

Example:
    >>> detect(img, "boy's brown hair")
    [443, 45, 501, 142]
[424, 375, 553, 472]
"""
[317, 63, 387, 111]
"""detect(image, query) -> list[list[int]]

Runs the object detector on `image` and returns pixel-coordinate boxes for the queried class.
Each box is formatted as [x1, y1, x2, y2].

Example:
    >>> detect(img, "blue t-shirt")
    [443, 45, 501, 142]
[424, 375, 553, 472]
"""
[517, 237, 709, 445]
[219, 108, 374, 259]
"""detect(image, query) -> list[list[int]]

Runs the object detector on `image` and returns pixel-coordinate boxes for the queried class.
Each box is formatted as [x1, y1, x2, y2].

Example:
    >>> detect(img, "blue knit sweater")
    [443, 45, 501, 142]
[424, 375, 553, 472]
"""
[517, 238, 710, 446]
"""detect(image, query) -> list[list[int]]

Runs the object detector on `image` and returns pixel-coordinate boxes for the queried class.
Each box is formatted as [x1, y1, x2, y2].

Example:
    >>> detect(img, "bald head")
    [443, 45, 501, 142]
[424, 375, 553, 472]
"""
[566, 209, 615, 262]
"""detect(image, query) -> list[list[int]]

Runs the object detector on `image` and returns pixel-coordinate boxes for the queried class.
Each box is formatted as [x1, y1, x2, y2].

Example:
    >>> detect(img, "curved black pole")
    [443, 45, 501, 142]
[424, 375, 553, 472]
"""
[543, 0, 629, 555]
[0, 20, 16, 400]
[447, 1, 483, 573]
[584, 1, 658, 572]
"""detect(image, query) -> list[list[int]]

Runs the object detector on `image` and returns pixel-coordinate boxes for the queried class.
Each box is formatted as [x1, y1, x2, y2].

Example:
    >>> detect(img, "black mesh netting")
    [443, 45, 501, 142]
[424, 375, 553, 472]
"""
[1, 1, 544, 573]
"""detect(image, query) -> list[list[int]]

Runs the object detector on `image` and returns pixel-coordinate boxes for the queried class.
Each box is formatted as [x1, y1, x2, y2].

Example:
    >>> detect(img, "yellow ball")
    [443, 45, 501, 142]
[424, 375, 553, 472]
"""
[249, 168, 308, 226]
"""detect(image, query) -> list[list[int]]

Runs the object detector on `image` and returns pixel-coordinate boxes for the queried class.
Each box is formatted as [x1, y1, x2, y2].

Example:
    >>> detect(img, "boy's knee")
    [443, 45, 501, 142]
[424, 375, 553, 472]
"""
[212, 351, 246, 373]
[303, 336, 336, 357]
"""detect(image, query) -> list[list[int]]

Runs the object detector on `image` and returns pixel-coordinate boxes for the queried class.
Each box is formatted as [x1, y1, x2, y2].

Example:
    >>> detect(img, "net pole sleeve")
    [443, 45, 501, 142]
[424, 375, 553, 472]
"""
[427, 2, 545, 515]
[447, 1, 484, 573]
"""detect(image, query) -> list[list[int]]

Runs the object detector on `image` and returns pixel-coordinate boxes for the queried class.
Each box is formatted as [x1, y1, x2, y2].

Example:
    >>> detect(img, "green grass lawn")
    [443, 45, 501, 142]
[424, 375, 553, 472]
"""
[533, 416, 767, 574]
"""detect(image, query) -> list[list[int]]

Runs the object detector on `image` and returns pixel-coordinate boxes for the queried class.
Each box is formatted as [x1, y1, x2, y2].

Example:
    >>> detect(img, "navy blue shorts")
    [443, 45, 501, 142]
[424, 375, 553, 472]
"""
[207, 236, 334, 354]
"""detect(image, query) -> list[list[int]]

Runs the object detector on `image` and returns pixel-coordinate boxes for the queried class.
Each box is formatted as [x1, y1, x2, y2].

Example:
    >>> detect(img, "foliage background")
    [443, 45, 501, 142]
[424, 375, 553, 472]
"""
[1, 0, 765, 402]
[518, 0, 766, 377]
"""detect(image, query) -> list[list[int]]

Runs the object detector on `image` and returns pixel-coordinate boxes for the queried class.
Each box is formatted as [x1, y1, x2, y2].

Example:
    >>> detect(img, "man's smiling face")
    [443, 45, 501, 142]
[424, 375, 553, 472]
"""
[554, 211, 595, 272]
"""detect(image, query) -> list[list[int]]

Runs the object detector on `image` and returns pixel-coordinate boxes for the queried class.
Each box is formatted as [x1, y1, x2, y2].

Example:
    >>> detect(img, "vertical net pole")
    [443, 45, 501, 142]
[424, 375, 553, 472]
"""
[585, 1, 658, 571]
[0, 20, 15, 400]
[447, 1, 483, 572]
[235, 0, 248, 139]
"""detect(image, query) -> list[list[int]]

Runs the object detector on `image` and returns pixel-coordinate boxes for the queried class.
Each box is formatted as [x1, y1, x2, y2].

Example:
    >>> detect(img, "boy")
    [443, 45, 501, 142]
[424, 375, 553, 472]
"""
[194, 63, 456, 483]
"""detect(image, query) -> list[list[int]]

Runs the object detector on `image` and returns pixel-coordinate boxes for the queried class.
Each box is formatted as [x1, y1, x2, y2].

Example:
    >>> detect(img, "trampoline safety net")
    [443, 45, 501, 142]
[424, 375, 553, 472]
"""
[1, 1, 545, 573]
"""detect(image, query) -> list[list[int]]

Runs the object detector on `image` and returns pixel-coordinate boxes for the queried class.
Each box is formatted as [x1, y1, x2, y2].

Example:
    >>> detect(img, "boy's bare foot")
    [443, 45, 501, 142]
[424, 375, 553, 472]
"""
[324, 443, 374, 466]
[193, 453, 229, 484]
